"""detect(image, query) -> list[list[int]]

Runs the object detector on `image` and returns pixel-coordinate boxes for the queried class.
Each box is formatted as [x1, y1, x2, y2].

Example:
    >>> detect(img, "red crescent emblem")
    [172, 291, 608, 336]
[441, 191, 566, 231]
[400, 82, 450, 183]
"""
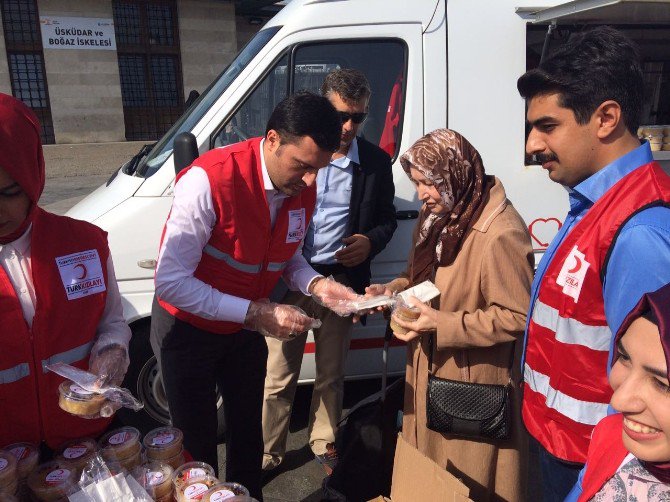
[74, 263, 87, 280]
[567, 255, 582, 274]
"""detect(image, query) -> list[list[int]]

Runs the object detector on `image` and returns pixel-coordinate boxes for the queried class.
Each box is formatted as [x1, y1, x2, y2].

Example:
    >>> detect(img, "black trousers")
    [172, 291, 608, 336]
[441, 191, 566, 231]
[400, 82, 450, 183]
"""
[150, 297, 268, 501]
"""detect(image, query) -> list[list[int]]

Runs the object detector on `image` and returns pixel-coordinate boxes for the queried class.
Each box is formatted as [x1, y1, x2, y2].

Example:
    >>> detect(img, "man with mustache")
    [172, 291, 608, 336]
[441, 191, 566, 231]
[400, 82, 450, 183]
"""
[262, 69, 397, 475]
[517, 26, 670, 501]
[151, 92, 358, 500]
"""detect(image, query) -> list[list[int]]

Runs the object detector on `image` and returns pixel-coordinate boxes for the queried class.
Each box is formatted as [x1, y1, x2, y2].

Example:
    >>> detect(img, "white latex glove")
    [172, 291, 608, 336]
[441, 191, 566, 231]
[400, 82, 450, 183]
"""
[310, 276, 364, 316]
[89, 344, 130, 388]
[244, 300, 321, 341]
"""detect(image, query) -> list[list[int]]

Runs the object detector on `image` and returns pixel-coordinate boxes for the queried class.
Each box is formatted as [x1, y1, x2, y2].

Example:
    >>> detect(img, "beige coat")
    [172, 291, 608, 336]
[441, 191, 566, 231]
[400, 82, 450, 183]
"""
[401, 178, 534, 502]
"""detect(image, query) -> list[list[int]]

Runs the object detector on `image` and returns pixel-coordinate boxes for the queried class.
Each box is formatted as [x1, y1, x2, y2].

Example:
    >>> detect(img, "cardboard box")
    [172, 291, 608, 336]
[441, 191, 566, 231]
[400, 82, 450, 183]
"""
[383, 433, 473, 502]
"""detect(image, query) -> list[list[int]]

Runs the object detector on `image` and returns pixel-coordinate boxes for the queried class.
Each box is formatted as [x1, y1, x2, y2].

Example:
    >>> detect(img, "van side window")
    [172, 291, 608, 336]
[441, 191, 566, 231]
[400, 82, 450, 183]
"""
[212, 40, 406, 159]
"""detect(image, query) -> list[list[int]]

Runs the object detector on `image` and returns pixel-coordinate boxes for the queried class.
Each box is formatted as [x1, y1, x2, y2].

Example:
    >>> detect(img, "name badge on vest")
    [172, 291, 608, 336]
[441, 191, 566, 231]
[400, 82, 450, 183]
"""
[286, 208, 306, 244]
[56, 249, 106, 300]
[556, 245, 590, 303]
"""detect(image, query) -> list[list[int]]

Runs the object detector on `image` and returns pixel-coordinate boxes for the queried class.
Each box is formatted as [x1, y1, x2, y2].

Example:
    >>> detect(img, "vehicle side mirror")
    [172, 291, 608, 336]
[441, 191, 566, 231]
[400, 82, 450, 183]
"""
[173, 132, 199, 175]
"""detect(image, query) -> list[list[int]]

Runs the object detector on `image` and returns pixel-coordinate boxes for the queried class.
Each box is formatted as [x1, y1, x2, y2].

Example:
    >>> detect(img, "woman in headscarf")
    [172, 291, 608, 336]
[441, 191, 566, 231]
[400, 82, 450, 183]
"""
[566, 283, 670, 501]
[0, 93, 131, 450]
[368, 129, 534, 501]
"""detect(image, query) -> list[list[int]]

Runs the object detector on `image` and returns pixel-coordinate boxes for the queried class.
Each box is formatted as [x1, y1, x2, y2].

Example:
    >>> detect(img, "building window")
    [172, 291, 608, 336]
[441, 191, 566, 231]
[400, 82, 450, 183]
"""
[113, 0, 184, 141]
[1, 0, 55, 143]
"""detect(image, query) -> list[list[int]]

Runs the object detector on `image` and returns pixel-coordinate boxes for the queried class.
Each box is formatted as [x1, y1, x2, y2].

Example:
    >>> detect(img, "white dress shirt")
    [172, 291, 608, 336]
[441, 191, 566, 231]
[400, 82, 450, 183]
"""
[0, 225, 131, 353]
[155, 139, 321, 325]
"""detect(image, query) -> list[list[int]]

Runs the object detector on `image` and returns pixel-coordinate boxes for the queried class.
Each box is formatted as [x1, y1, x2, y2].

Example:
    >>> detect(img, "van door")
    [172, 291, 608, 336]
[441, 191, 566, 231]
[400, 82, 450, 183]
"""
[208, 25, 424, 378]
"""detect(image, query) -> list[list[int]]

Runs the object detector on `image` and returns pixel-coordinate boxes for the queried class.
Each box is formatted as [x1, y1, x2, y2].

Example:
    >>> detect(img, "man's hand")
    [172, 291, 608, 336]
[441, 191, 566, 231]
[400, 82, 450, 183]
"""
[311, 276, 362, 316]
[89, 344, 130, 388]
[391, 296, 438, 342]
[244, 300, 319, 341]
[335, 234, 372, 267]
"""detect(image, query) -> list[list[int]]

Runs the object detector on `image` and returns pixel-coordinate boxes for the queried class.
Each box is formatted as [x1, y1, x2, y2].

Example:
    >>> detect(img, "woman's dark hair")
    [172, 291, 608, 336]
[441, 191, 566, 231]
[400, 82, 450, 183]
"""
[517, 26, 644, 134]
[265, 91, 341, 152]
[321, 68, 371, 105]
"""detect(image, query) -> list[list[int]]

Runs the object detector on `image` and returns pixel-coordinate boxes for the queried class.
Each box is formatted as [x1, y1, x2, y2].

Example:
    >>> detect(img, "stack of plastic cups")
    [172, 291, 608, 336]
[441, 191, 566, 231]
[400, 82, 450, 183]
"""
[27, 459, 77, 501]
[143, 427, 185, 469]
[6, 442, 40, 498]
[173, 462, 218, 502]
[202, 482, 250, 501]
[55, 438, 98, 477]
[132, 462, 175, 501]
[663, 126, 670, 152]
[98, 426, 143, 472]
[0, 449, 19, 497]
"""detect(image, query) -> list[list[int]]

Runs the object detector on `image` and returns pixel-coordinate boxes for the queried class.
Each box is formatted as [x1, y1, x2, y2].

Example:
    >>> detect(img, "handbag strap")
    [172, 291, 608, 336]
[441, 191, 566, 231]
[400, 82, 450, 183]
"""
[427, 332, 516, 382]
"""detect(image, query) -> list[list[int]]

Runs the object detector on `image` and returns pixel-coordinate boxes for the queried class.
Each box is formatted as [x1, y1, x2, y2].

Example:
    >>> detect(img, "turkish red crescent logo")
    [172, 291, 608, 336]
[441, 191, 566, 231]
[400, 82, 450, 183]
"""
[74, 263, 87, 280]
[528, 217, 563, 249]
[567, 255, 582, 274]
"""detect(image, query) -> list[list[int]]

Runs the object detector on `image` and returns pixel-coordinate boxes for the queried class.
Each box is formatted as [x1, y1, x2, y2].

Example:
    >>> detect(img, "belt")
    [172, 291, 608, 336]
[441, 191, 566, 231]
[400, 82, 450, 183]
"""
[310, 262, 347, 277]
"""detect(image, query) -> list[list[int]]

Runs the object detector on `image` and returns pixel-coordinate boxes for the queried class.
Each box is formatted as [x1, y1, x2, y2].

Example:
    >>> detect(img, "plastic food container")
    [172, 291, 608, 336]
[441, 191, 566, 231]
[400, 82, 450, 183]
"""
[144, 426, 184, 460]
[58, 380, 106, 418]
[173, 462, 216, 491]
[27, 460, 76, 501]
[163, 448, 186, 469]
[0, 449, 18, 494]
[132, 462, 174, 500]
[178, 475, 219, 502]
[202, 482, 250, 501]
[99, 426, 142, 462]
[390, 305, 420, 335]
[6, 442, 40, 480]
[55, 438, 97, 471]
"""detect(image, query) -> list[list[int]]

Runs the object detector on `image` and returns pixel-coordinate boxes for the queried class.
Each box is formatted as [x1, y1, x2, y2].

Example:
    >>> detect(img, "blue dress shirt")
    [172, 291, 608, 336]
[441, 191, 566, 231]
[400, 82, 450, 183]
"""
[523, 141, 670, 369]
[303, 139, 359, 265]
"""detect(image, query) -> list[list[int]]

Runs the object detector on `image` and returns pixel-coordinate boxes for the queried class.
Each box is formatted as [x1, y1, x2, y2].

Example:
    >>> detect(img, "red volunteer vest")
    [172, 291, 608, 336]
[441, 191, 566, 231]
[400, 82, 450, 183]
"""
[158, 138, 317, 334]
[0, 208, 112, 448]
[523, 162, 670, 463]
[578, 414, 628, 502]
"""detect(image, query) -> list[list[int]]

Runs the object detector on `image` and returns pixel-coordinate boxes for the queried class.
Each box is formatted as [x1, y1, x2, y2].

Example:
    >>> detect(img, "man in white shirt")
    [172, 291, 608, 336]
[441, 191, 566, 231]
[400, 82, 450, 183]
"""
[262, 70, 397, 475]
[0, 93, 131, 449]
[151, 92, 359, 500]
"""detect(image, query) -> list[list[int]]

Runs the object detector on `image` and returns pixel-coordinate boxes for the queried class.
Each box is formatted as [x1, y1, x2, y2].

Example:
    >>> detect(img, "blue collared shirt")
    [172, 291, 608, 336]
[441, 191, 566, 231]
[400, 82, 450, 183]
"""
[523, 141, 670, 369]
[303, 138, 359, 264]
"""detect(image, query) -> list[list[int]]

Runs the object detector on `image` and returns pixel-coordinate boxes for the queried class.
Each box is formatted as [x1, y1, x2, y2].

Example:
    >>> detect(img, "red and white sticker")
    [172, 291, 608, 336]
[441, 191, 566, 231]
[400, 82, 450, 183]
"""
[146, 471, 164, 486]
[183, 483, 209, 500]
[286, 208, 306, 244]
[0, 458, 8, 471]
[10, 446, 28, 460]
[210, 489, 236, 501]
[63, 445, 88, 459]
[183, 468, 206, 480]
[46, 468, 70, 485]
[151, 432, 175, 445]
[56, 249, 106, 301]
[108, 432, 131, 445]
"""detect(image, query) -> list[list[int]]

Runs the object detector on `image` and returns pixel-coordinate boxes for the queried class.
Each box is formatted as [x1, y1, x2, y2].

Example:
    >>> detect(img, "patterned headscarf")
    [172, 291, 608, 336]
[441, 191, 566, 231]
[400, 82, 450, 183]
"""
[0, 93, 45, 243]
[400, 129, 491, 284]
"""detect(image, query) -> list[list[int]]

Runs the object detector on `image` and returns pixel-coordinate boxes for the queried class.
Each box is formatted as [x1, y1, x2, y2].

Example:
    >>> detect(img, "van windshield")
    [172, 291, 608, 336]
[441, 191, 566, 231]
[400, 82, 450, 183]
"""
[135, 26, 281, 178]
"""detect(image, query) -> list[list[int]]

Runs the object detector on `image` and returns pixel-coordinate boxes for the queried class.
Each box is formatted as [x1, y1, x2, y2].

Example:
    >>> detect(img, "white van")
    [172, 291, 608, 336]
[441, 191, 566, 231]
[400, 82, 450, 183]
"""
[67, 0, 670, 431]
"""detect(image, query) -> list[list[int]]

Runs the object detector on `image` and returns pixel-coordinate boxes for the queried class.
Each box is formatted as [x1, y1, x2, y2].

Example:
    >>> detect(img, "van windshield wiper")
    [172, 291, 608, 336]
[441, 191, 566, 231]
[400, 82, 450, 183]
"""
[123, 143, 156, 176]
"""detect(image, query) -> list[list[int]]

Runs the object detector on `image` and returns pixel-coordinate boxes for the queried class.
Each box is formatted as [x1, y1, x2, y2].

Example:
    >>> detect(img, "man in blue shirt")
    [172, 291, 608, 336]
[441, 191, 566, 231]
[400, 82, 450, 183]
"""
[517, 26, 670, 501]
[262, 69, 397, 475]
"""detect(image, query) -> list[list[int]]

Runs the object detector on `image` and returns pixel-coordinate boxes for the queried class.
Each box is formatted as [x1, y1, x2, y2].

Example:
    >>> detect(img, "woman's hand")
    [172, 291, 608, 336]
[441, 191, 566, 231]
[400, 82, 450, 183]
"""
[391, 296, 438, 342]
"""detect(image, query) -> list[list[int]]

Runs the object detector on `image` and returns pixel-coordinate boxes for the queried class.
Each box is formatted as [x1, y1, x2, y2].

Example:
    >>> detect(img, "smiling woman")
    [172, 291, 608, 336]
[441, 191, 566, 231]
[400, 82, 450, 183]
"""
[567, 283, 670, 501]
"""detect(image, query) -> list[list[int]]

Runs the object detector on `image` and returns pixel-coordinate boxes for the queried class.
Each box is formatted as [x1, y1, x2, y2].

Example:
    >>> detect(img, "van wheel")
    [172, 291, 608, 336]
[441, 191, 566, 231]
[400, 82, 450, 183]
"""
[118, 321, 227, 438]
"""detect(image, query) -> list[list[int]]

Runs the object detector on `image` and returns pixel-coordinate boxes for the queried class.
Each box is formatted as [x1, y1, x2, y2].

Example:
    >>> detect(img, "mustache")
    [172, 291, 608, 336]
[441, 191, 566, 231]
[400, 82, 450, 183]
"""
[532, 152, 559, 164]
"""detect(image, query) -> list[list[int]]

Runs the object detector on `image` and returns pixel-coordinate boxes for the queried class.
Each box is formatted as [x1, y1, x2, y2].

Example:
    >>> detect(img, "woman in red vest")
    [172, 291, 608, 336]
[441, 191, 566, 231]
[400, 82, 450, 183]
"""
[567, 283, 670, 501]
[0, 93, 131, 449]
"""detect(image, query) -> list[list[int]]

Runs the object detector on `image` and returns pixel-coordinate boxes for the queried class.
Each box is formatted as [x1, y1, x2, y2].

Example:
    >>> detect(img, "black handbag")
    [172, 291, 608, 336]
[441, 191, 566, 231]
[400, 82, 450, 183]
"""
[425, 334, 512, 441]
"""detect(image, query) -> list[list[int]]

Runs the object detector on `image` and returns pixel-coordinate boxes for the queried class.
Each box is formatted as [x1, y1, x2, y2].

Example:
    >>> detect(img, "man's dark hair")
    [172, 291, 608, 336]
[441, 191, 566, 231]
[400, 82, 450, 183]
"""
[320, 68, 371, 105]
[517, 26, 644, 134]
[265, 91, 341, 152]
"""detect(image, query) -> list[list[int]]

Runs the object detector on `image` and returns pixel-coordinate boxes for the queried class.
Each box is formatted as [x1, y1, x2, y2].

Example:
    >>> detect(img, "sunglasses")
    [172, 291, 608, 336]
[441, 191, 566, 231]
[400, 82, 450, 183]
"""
[338, 111, 367, 124]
